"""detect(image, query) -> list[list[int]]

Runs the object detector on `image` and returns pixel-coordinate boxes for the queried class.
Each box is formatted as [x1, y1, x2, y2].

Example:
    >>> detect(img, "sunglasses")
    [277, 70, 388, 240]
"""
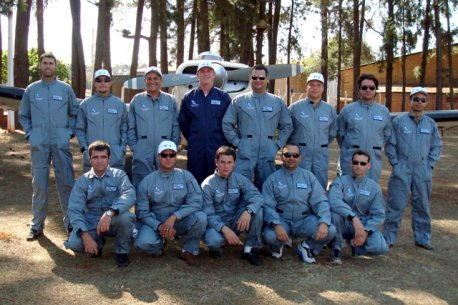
[160, 152, 177, 158]
[352, 160, 368, 166]
[251, 75, 266, 81]
[412, 97, 427, 103]
[95, 78, 111, 83]
[283, 152, 300, 158]
[360, 86, 376, 91]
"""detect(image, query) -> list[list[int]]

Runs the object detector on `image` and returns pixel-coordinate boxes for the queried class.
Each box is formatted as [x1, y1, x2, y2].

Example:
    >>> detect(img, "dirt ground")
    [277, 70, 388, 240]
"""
[0, 124, 457, 305]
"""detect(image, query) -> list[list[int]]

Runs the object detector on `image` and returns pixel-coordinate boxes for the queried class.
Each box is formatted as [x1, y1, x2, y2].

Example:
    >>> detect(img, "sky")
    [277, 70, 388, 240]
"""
[0, 1, 323, 68]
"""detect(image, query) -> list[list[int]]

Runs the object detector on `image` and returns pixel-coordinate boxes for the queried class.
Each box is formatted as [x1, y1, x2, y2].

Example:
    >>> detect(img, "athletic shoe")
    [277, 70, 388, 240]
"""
[296, 241, 316, 264]
[330, 249, 342, 265]
[26, 229, 43, 241]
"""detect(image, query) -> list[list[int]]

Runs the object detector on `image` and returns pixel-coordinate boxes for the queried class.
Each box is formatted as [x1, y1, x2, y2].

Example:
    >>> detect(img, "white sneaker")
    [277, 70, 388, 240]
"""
[296, 241, 316, 264]
[272, 245, 284, 258]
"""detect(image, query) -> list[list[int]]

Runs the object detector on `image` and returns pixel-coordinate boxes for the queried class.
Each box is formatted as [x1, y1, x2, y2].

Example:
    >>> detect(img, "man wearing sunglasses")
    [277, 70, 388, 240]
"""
[223, 64, 293, 190]
[135, 140, 207, 266]
[262, 144, 336, 264]
[288, 72, 338, 190]
[383, 87, 442, 250]
[75, 69, 128, 173]
[128, 66, 180, 188]
[328, 150, 388, 264]
[65, 141, 136, 267]
[201, 146, 264, 266]
[337, 73, 391, 182]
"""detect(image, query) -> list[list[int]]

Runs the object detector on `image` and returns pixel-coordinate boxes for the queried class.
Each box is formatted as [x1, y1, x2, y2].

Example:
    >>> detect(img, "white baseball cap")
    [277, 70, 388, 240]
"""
[307, 72, 324, 84]
[197, 61, 214, 72]
[94, 69, 111, 79]
[144, 66, 162, 78]
[158, 140, 177, 154]
[410, 86, 428, 97]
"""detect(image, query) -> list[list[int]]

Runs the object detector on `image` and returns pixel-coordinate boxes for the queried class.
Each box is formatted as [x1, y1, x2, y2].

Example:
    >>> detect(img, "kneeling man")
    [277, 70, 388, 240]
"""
[135, 140, 207, 266]
[328, 150, 388, 264]
[201, 146, 264, 266]
[65, 140, 136, 267]
[262, 143, 336, 264]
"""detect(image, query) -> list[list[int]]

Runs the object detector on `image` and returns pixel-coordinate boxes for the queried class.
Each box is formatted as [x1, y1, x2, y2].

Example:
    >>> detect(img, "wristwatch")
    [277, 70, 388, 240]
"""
[105, 209, 115, 218]
[246, 207, 254, 215]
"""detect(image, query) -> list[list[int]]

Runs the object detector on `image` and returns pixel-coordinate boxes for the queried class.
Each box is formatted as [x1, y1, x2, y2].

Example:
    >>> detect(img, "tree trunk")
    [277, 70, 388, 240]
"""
[0, 14, 2, 84]
[336, 0, 343, 112]
[433, 0, 442, 110]
[419, 0, 431, 87]
[130, 0, 145, 78]
[176, 0, 185, 67]
[197, 0, 210, 53]
[445, 0, 454, 109]
[320, 0, 329, 102]
[14, 0, 32, 88]
[188, 0, 197, 60]
[149, 1, 159, 66]
[351, 0, 362, 101]
[94, 0, 107, 71]
[70, 0, 86, 98]
[268, 0, 281, 94]
[102, 1, 113, 72]
[384, 0, 395, 111]
[159, 0, 168, 74]
[286, 0, 294, 106]
[255, 0, 266, 64]
[401, 5, 407, 112]
[36, 0, 45, 56]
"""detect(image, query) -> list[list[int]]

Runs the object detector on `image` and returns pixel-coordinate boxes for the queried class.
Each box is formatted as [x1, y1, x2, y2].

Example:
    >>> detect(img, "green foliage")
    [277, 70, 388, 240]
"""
[1, 48, 71, 85]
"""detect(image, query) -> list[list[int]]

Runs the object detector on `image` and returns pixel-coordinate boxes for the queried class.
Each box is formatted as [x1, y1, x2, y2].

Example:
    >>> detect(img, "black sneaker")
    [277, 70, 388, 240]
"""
[209, 249, 222, 259]
[242, 250, 262, 266]
[26, 229, 43, 241]
[116, 253, 130, 267]
[330, 249, 342, 265]
[415, 242, 433, 250]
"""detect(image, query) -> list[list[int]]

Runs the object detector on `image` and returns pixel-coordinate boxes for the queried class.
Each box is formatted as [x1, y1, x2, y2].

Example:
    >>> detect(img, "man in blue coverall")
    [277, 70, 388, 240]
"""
[328, 150, 388, 265]
[128, 66, 180, 188]
[222, 64, 293, 190]
[64, 141, 136, 267]
[201, 146, 264, 266]
[288, 72, 337, 190]
[337, 73, 391, 182]
[383, 87, 442, 250]
[135, 140, 207, 266]
[75, 69, 128, 173]
[19, 52, 79, 241]
[262, 143, 336, 264]
[179, 61, 231, 184]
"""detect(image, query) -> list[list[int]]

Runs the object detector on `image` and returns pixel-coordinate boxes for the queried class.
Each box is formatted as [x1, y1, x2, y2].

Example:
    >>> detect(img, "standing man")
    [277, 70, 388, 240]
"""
[128, 66, 180, 188]
[223, 64, 293, 190]
[19, 52, 79, 241]
[201, 146, 264, 266]
[262, 144, 336, 264]
[288, 72, 337, 190]
[337, 73, 391, 182]
[179, 61, 231, 184]
[75, 69, 128, 173]
[328, 150, 388, 265]
[135, 140, 207, 266]
[383, 87, 442, 250]
[64, 141, 136, 267]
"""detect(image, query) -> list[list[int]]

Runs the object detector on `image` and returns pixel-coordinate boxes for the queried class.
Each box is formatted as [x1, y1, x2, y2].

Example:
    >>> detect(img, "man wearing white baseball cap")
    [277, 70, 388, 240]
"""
[383, 86, 442, 250]
[179, 60, 231, 184]
[128, 66, 180, 188]
[288, 72, 337, 190]
[135, 140, 207, 266]
[75, 69, 128, 173]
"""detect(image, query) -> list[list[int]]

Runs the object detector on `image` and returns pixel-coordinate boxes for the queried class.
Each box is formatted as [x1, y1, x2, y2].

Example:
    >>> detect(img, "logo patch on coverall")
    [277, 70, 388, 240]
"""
[228, 188, 239, 194]
[159, 105, 169, 111]
[296, 183, 308, 189]
[173, 183, 185, 190]
[211, 100, 221, 105]
[359, 189, 370, 196]
[91, 107, 100, 115]
[373, 115, 383, 121]
[107, 108, 118, 114]
[106, 186, 118, 192]
[420, 128, 430, 134]
[52, 95, 63, 101]
[141, 104, 149, 111]
[262, 106, 273, 112]
[319, 116, 329, 122]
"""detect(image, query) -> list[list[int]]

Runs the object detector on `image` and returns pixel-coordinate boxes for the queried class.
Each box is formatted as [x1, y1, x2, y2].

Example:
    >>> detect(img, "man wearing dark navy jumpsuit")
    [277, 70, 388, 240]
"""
[179, 61, 231, 184]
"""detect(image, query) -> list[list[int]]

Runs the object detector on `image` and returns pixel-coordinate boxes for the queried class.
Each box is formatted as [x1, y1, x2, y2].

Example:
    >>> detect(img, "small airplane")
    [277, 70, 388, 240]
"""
[123, 51, 306, 101]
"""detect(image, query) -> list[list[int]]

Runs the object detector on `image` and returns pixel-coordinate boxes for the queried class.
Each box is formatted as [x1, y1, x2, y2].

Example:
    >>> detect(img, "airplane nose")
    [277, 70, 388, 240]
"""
[212, 63, 228, 89]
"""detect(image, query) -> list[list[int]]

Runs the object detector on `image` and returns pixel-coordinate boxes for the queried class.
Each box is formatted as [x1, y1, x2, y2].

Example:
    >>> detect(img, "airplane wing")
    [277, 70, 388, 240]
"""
[227, 64, 305, 81]
[123, 74, 198, 90]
